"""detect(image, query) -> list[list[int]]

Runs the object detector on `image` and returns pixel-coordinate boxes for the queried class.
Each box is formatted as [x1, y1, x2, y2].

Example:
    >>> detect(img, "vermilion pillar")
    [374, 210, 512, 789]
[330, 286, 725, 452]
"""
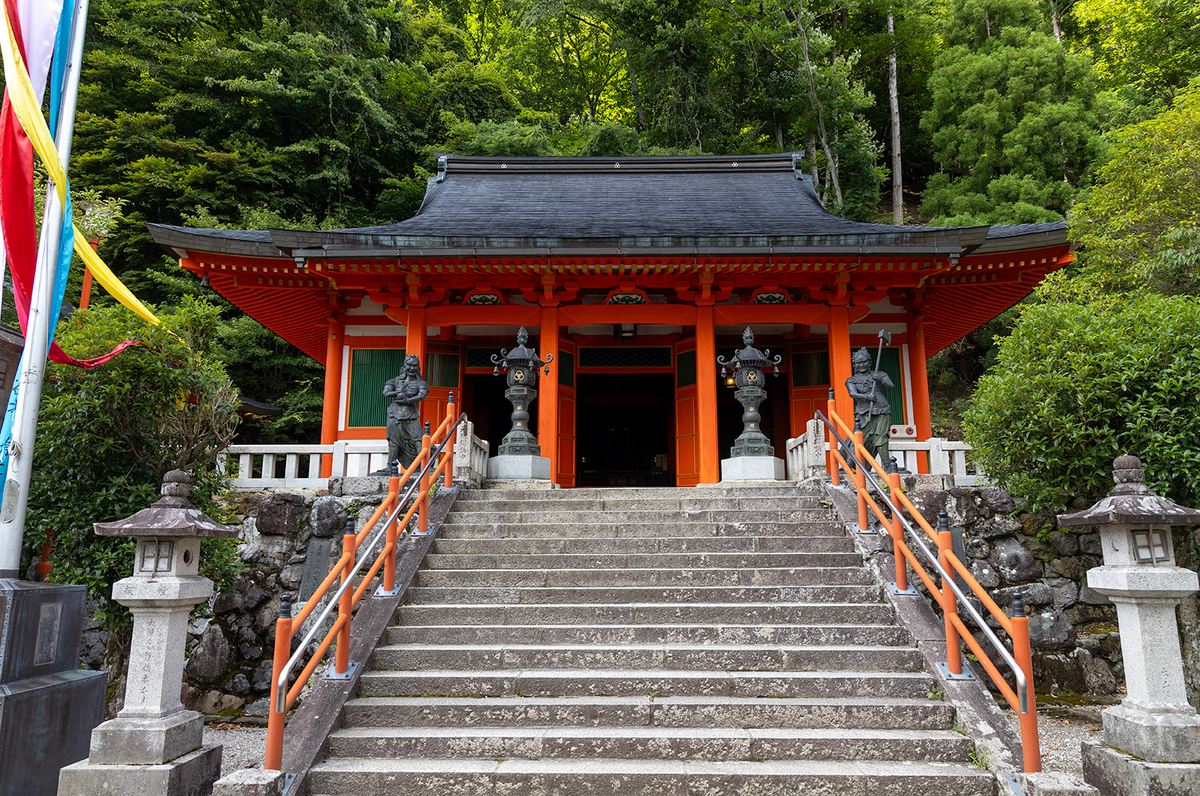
[405, 306, 427, 365]
[320, 314, 345, 477]
[696, 305, 719, 484]
[538, 306, 560, 482]
[827, 305, 853, 424]
[908, 314, 933, 473]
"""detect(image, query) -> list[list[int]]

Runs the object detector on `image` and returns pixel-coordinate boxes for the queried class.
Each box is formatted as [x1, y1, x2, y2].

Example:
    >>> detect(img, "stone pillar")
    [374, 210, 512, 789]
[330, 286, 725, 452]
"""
[60, 471, 240, 796]
[1058, 455, 1200, 795]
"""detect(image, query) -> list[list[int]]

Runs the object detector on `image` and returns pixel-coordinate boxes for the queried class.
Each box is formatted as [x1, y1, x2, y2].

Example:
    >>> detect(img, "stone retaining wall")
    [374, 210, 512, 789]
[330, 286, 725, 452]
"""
[904, 484, 1200, 706]
[79, 482, 395, 718]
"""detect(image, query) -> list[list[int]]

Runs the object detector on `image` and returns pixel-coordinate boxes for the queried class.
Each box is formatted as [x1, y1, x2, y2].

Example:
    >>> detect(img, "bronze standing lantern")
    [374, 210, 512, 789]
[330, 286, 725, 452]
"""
[492, 327, 553, 456]
[718, 327, 782, 458]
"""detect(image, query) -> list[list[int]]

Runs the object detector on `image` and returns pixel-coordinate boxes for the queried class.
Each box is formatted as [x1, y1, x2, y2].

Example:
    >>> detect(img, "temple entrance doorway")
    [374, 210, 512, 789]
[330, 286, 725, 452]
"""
[576, 373, 675, 487]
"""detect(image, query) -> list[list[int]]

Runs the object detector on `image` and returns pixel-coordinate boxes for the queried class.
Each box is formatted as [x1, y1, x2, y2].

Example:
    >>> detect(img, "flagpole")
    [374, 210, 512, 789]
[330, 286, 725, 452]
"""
[0, 0, 88, 578]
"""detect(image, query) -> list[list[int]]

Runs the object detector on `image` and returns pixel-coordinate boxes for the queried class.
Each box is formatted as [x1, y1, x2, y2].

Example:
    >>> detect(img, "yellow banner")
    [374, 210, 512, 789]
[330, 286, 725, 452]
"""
[0, 5, 159, 327]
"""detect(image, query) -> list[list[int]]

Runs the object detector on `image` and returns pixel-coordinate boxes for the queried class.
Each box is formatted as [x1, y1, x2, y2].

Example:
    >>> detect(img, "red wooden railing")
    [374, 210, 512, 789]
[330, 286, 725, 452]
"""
[819, 395, 1041, 773]
[264, 395, 462, 770]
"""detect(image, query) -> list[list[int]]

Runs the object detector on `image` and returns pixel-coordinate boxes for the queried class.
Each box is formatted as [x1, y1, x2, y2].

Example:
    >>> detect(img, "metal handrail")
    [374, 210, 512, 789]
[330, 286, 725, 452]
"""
[271, 421, 458, 713]
[816, 404, 1040, 773]
[263, 401, 465, 771]
[819, 411, 1030, 713]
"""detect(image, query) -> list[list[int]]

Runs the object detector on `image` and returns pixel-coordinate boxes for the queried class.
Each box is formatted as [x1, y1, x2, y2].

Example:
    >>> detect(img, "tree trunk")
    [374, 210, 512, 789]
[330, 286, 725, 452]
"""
[795, 1, 842, 206]
[888, 7, 903, 225]
[775, 117, 784, 149]
[1051, 0, 1064, 42]
[629, 59, 647, 131]
[805, 131, 822, 202]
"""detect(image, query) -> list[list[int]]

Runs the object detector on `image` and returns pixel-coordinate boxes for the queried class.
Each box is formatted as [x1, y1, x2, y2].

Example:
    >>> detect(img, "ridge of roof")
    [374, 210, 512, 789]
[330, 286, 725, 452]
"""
[434, 152, 798, 176]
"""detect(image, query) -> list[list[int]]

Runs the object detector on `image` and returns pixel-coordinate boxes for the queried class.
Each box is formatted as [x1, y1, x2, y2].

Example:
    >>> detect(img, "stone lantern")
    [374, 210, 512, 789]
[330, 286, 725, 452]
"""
[718, 327, 785, 481]
[488, 327, 554, 480]
[59, 469, 240, 796]
[1058, 455, 1200, 794]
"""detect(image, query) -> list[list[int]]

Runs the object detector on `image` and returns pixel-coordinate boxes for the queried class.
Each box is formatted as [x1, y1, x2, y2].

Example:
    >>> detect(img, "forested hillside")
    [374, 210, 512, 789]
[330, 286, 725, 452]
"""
[59, 0, 1200, 460]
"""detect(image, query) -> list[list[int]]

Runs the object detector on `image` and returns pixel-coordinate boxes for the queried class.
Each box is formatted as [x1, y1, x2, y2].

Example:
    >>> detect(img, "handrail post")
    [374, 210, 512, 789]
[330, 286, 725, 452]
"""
[265, 594, 293, 771]
[887, 464, 908, 592]
[383, 467, 400, 593]
[1011, 589, 1041, 773]
[335, 521, 356, 675]
[937, 511, 962, 676]
[853, 429, 868, 532]
[444, 395, 457, 489]
[826, 390, 840, 486]
[418, 422, 432, 537]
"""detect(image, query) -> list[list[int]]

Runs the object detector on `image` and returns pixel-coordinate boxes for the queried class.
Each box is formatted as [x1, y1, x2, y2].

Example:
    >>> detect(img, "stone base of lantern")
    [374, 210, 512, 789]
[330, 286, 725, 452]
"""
[87, 709, 204, 765]
[1083, 740, 1200, 796]
[58, 743, 222, 796]
[720, 455, 785, 482]
[1101, 703, 1200, 764]
[488, 454, 552, 481]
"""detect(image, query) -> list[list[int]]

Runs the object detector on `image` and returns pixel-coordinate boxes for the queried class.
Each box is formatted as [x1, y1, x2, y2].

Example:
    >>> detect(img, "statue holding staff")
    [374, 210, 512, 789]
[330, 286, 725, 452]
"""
[384, 354, 429, 470]
[845, 346, 894, 466]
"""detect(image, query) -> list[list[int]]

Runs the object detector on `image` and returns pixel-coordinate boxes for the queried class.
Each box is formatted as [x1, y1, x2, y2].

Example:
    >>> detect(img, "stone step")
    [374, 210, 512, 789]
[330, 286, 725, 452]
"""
[437, 521, 845, 538]
[456, 486, 821, 501]
[356, 668, 933, 699]
[429, 535, 852, 555]
[412, 565, 871, 588]
[307, 757, 995, 796]
[441, 509, 835, 525]
[450, 496, 828, 511]
[394, 602, 897, 627]
[384, 623, 912, 647]
[325, 725, 973, 762]
[405, 585, 881, 605]
[369, 643, 924, 672]
[423, 550, 859, 569]
[340, 695, 957, 731]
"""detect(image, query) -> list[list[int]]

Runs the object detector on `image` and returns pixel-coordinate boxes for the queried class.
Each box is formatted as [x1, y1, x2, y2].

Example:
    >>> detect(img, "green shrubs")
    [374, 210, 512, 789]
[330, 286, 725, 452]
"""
[964, 293, 1200, 513]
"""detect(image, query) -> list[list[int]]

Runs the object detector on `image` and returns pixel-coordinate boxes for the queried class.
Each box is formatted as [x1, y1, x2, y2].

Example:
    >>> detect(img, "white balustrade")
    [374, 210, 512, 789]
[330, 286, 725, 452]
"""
[785, 432, 988, 486]
[216, 425, 490, 490]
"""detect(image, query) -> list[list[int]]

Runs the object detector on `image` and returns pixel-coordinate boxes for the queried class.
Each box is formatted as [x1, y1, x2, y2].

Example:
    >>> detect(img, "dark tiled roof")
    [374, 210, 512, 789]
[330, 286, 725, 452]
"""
[148, 154, 1070, 256]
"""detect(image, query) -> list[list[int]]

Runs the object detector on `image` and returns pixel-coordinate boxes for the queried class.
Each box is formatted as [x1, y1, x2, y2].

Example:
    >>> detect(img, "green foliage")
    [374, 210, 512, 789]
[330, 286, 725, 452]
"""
[1070, 81, 1200, 295]
[1071, 0, 1200, 106]
[920, 0, 1102, 224]
[28, 298, 242, 628]
[964, 293, 1200, 514]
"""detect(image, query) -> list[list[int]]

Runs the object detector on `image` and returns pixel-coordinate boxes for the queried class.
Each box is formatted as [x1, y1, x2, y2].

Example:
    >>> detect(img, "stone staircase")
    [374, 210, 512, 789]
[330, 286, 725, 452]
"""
[306, 485, 996, 795]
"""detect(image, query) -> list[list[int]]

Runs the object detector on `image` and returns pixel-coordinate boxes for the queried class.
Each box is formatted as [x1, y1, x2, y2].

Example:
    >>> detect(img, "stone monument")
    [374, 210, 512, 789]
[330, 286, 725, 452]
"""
[1058, 455, 1200, 795]
[488, 327, 554, 480]
[718, 327, 785, 481]
[845, 338, 894, 467]
[384, 353, 429, 472]
[59, 470, 240, 796]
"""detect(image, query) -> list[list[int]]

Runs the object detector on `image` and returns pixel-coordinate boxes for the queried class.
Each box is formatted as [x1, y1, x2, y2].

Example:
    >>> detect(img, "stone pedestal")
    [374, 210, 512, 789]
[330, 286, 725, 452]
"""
[59, 471, 239, 796]
[489, 454, 552, 481]
[1082, 741, 1200, 796]
[720, 455, 785, 482]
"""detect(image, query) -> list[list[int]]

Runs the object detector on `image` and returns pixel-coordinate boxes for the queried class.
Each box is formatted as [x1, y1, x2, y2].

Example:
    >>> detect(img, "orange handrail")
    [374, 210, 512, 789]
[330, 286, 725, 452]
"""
[265, 396, 463, 771]
[816, 405, 1041, 773]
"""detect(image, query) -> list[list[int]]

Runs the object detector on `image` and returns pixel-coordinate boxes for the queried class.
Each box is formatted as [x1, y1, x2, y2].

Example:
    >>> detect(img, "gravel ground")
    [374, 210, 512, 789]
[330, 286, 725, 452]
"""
[1004, 705, 1105, 777]
[205, 723, 268, 774]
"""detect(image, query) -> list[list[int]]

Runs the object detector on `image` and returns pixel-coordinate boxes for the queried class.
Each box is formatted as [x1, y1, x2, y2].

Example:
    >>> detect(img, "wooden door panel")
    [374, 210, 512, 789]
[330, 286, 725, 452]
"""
[557, 340, 578, 487]
[674, 339, 699, 487]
